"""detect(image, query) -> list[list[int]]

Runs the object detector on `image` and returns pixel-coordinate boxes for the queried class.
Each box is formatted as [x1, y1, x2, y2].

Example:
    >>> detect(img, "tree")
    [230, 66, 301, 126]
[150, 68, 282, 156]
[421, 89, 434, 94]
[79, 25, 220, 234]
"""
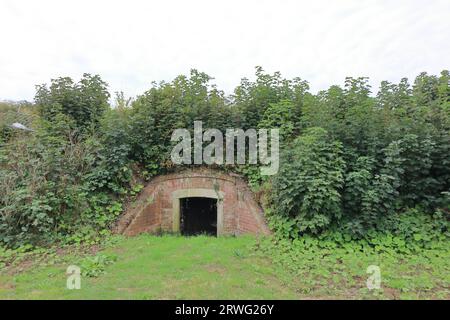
[35, 74, 110, 133]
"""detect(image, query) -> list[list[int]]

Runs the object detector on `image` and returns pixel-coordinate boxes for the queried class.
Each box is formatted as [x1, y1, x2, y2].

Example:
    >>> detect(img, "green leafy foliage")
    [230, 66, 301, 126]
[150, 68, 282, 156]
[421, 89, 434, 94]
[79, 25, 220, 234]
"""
[35, 74, 110, 134]
[0, 76, 126, 247]
[255, 233, 449, 299]
[80, 253, 117, 277]
[1, 68, 449, 248]
[258, 100, 300, 144]
[272, 128, 345, 234]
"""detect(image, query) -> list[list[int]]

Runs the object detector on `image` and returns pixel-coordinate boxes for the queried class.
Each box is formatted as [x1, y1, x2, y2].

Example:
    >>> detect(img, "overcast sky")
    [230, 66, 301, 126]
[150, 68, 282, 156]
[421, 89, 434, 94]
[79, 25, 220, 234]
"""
[0, 0, 449, 101]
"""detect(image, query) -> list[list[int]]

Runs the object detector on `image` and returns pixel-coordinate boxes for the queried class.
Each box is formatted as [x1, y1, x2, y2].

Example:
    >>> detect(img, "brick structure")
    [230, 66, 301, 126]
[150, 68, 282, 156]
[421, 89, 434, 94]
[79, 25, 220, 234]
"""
[116, 168, 270, 236]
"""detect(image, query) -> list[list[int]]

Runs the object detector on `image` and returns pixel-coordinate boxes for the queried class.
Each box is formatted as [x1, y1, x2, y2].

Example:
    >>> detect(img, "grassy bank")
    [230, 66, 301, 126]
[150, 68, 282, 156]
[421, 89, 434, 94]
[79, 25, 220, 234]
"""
[0, 235, 448, 299]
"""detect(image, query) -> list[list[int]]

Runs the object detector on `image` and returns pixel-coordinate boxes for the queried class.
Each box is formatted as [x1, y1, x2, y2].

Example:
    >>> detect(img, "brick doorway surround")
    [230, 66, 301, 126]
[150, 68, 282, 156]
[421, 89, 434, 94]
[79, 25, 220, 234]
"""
[116, 168, 270, 236]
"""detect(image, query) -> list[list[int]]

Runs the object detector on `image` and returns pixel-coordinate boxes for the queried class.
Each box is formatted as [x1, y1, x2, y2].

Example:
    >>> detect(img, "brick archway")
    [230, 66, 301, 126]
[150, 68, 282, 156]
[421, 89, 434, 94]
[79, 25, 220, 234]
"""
[116, 168, 270, 236]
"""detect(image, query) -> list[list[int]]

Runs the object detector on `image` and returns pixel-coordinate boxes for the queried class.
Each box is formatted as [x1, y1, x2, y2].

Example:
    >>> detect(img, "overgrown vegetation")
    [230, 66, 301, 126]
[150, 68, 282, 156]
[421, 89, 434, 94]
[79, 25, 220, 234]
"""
[0, 68, 449, 251]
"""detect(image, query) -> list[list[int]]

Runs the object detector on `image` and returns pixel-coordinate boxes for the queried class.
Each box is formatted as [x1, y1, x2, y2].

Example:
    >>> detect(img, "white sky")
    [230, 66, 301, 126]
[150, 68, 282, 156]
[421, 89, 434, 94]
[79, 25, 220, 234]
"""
[0, 0, 449, 101]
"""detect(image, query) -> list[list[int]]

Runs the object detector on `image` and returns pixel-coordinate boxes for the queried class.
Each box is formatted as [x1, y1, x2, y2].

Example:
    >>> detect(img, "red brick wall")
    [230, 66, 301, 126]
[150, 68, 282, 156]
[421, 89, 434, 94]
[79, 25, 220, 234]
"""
[116, 168, 270, 236]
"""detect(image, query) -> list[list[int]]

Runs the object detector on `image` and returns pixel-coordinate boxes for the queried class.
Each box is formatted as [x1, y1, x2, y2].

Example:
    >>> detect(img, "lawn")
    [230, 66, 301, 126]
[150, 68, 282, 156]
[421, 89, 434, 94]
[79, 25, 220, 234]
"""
[0, 235, 449, 299]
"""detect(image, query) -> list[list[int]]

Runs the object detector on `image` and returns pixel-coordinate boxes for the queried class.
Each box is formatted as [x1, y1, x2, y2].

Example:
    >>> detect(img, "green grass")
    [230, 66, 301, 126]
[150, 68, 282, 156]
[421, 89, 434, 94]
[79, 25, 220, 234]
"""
[0, 235, 448, 299]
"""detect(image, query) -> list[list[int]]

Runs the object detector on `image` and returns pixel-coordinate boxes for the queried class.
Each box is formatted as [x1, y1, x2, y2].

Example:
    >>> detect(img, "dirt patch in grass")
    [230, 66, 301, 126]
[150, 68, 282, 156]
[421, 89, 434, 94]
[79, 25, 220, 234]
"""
[0, 282, 15, 290]
[204, 264, 227, 275]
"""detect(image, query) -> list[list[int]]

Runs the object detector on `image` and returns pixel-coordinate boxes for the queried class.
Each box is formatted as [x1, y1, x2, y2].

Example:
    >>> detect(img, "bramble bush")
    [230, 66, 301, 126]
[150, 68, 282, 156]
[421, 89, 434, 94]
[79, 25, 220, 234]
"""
[0, 76, 132, 248]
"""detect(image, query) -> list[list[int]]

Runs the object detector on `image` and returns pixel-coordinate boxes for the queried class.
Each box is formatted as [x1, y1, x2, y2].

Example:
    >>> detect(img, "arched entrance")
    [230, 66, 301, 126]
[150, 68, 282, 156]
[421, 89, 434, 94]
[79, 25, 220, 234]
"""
[180, 197, 217, 236]
[116, 168, 270, 236]
[172, 188, 223, 236]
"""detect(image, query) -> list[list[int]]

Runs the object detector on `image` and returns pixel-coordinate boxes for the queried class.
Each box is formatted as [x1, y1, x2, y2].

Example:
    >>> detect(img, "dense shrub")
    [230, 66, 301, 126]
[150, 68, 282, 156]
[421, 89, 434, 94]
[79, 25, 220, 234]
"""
[35, 74, 110, 135]
[1, 68, 449, 247]
[0, 122, 125, 247]
[272, 128, 345, 234]
[0, 77, 123, 247]
[258, 100, 300, 144]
